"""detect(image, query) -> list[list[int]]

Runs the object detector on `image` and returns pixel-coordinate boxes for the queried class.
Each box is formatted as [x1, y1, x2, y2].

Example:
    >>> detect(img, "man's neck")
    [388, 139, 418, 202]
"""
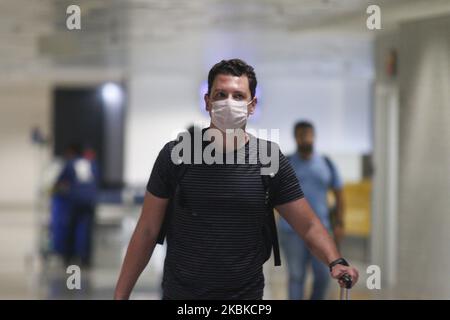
[299, 151, 313, 160]
[208, 123, 248, 152]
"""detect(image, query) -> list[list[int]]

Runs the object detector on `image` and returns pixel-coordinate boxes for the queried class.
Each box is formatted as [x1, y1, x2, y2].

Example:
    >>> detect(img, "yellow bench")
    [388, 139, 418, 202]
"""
[328, 179, 371, 238]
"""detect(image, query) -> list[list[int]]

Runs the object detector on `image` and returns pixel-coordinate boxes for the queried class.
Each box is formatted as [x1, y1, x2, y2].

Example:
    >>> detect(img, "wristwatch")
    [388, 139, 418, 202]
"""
[328, 258, 349, 272]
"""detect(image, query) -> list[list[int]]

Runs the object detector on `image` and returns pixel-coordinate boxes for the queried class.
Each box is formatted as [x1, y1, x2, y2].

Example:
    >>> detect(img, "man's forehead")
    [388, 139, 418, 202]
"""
[297, 128, 314, 136]
[212, 74, 249, 90]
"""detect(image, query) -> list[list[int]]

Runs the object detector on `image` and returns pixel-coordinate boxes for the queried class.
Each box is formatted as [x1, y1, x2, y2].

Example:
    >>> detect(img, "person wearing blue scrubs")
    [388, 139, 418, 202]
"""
[279, 121, 345, 300]
[56, 144, 99, 268]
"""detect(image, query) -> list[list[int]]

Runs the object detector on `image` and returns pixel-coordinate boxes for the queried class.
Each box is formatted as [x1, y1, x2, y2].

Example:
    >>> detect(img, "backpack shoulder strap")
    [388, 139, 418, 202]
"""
[168, 133, 196, 184]
[156, 138, 191, 245]
[257, 138, 282, 266]
[257, 139, 281, 203]
[323, 155, 336, 189]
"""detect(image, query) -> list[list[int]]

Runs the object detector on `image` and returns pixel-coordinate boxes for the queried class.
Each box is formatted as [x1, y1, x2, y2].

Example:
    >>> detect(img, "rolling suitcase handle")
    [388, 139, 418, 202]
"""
[339, 273, 352, 300]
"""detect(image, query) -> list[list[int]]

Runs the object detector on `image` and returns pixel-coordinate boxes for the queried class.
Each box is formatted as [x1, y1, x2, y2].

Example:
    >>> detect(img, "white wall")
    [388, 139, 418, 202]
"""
[0, 4, 379, 206]
[125, 28, 374, 186]
[125, 74, 207, 185]
[396, 14, 450, 298]
[0, 69, 125, 206]
[0, 82, 51, 206]
[373, 13, 450, 298]
[252, 76, 372, 155]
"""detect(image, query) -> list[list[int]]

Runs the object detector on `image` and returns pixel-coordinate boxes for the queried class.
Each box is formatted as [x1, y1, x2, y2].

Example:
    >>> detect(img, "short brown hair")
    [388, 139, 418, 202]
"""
[207, 59, 257, 98]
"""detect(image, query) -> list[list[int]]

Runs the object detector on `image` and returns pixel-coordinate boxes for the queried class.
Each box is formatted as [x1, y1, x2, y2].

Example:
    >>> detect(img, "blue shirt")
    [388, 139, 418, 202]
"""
[279, 152, 343, 232]
[57, 157, 99, 205]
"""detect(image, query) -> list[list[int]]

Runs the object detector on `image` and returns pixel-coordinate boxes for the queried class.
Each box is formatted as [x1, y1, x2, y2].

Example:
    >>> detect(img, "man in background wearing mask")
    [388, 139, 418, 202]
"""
[114, 59, 357, 300]
[279, 121, 345, 300]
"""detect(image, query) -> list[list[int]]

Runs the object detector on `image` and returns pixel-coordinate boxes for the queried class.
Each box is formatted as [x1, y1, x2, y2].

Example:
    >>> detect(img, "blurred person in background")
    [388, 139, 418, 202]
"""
[279, 121, 345, 300]
[54, 143, 99, 268]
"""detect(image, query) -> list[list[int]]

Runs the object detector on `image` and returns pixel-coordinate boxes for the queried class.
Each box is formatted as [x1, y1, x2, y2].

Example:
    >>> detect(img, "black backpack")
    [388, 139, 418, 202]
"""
[323, 155, 339, 229]
[155, 136, 282, 266]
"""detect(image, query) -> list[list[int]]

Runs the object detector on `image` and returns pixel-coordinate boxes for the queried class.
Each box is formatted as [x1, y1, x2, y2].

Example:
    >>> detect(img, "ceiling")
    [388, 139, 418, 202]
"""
[0, 0, 442, 76]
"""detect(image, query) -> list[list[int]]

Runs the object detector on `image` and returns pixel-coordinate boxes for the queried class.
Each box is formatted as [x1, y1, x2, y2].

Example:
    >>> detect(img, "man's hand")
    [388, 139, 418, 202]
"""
[330, 264, 359, 288]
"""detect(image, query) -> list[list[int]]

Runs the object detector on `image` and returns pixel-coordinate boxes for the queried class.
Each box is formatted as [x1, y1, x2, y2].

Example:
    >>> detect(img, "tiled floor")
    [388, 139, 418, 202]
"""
[0, 204, 408, 300]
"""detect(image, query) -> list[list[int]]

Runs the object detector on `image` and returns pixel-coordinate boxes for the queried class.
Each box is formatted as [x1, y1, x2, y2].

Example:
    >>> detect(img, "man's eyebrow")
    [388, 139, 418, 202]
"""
[212, 88, 248, 95]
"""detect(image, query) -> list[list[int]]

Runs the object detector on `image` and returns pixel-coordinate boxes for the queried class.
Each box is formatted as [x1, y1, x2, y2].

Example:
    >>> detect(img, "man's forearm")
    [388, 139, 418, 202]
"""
[303, 218, 341, 265]
[276, 198, 341, 266]
[114, 224, 157, 299]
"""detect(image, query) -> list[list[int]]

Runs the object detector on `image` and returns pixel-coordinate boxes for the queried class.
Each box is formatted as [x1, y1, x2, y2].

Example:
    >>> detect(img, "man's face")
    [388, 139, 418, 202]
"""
[295, 128, 315, 152]
[204, 74, 256, 115]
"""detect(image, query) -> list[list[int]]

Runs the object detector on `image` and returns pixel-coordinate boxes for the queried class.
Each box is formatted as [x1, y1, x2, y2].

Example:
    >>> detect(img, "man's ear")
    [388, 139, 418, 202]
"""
[248, 97, 257, 115]
[204, 94, 211, 112]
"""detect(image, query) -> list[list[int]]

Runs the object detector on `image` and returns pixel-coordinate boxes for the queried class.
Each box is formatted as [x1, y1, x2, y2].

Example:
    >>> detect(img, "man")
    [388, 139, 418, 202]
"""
[114, 59, 358, 300]
[279, 121, 345, 300]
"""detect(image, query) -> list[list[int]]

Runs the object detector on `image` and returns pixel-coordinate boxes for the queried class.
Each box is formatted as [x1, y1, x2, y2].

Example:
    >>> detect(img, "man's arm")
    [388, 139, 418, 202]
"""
[276, 197, 358, 287]
[114, 192, 168, 299]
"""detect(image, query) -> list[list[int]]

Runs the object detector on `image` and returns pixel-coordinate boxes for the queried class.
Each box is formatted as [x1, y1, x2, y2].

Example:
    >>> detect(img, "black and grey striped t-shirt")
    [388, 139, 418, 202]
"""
[146, 133, 304, 299]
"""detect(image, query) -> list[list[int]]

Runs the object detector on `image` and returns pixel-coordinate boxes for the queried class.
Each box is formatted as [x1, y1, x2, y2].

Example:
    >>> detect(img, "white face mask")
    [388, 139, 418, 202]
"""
[210, 98, 252, 132]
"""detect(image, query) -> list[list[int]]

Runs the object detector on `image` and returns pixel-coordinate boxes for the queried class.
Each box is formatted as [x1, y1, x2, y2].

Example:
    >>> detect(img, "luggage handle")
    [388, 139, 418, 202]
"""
[339, 273, 352, 300]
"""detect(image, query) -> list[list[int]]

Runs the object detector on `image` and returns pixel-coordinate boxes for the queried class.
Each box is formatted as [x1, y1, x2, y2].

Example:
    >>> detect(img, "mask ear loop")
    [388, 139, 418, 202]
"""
[247, 97, 255, 115]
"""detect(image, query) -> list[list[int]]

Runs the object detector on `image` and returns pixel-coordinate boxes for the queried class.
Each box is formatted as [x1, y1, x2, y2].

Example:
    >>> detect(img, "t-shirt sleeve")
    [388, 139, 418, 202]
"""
[271, 149, 304, 206]
[146, 142, 176, 198]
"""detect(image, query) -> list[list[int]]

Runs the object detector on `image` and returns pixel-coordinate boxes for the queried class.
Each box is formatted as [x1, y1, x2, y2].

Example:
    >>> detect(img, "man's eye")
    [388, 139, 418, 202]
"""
[234, 94, 244, 100]
[215, 92, 226, 99]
